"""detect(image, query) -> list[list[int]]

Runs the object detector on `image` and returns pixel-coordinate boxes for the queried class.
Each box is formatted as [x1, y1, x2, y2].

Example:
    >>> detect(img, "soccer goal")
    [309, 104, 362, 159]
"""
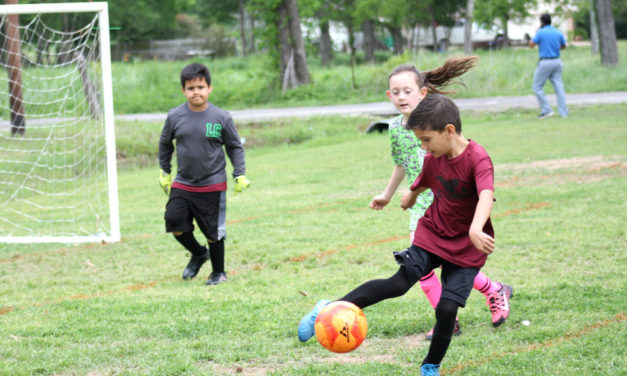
[0, 2, 119, 243]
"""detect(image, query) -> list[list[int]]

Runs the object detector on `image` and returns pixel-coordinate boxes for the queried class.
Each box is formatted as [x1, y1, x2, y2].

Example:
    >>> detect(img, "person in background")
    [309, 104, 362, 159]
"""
[529, 13, 568, 118]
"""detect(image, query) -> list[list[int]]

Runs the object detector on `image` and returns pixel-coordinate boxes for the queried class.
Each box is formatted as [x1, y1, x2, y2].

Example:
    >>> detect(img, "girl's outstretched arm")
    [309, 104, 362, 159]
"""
[370, 165, 405, 210]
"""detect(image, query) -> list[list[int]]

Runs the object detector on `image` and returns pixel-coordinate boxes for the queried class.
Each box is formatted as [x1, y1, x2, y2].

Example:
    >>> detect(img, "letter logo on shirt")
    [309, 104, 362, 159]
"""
[206, 123, 222, 138]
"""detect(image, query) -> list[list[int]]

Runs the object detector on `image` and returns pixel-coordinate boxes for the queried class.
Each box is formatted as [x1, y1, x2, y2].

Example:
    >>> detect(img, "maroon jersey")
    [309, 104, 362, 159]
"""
[410, 140, 494, 268]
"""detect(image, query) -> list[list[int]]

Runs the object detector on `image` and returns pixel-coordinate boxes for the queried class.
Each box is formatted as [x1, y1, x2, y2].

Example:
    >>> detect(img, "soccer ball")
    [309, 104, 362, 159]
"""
[314, 301, 368, 353]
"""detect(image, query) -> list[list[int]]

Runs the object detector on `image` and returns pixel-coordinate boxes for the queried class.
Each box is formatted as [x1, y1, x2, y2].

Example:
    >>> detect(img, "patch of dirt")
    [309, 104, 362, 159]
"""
[322, 333, 427, 364]
[496, 155, 626, 173]
[204, 334, 428, 374]
[496, 155, 626, 187]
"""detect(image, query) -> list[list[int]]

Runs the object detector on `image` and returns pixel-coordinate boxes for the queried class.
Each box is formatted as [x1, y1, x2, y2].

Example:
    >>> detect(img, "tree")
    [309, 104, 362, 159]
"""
[239, 0, 249, 56]
[319, 17, 334, 65]
[474, 0, 537, 45]
[463, 0, 475, 54]
[361, 20, 376, 63]
[354, 0, 383, 63]
[590, 0, 600, 54]
[248, 0, 310, 90]
[376, 0, 411, 54]
[283, 0, 310, 86]
[595, 0, 618, 66]
[107, 0, 195, 44]
[312, 1, 335, 66]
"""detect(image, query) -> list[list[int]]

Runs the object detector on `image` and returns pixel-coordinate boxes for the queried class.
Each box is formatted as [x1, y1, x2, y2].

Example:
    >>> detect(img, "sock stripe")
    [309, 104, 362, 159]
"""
[420, 270, 436, 282]
[477, 280, 490, 294]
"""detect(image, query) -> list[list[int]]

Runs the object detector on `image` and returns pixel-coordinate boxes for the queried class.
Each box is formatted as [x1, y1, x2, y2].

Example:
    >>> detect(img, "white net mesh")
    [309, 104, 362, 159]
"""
[0, 9, 116, 242]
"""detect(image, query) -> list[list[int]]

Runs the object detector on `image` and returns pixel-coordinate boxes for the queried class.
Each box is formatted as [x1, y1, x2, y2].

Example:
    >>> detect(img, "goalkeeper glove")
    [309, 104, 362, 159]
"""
[159, 170, 172, 195]
[234, 175, 250, 194]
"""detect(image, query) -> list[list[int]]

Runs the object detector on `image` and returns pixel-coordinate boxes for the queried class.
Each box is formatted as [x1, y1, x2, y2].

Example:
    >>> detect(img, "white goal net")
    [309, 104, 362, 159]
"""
[0, 2, 119, 243]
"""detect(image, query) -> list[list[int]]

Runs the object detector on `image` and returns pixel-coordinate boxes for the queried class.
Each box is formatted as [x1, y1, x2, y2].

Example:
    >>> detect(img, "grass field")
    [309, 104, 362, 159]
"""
[0, 103, 626, 375]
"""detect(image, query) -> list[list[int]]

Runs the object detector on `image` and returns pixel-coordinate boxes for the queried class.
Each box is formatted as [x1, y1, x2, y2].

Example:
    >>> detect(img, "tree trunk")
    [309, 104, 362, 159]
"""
[589, 1, 599, 55]
[319, 18, 333, 66]
[389, 25, 403, 55]
[362, 20, 375, 64]
[595, 0, 618, 66]
[284, 0, 310, 84]
[248, 13, 256, 52]
[238, 0, 247, 56]
[429, 9, 437, 51]
[347, 20, 356, 89]
[501, 15, 510, 46]
[463, 0, 474, 55]
[277, 3, 291, 86]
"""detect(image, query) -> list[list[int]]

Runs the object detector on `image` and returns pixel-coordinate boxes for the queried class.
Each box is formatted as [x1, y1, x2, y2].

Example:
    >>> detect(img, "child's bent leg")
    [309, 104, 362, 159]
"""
[298, 267, 414, 342]
[175, 232, 210, 280]
[420, 270, 442, 309]
[422, 271, 461, 341]
[208, 239, 224, 273]
[339, 267, 413, 309]
[473, 271, 500, 295]
[174, 232, 206, 255]
[473, 272, 513, 327]
[423, 298, 458, 366]
[206, 238, 227, 285]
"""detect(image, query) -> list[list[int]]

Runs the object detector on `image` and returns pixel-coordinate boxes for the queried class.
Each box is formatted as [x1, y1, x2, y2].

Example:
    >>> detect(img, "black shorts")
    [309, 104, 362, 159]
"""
[164, 188, 226, 242]
[394, 244, 479, 307]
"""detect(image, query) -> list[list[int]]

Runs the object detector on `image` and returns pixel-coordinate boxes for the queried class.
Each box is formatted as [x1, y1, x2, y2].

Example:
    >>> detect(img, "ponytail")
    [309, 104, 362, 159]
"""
[422, 56, 478, 94]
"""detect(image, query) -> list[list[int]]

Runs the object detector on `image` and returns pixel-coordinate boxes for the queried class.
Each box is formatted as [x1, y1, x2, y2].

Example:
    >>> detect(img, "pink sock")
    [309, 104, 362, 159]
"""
[419, 271, 442, 309]
[473, 271, 501, 295]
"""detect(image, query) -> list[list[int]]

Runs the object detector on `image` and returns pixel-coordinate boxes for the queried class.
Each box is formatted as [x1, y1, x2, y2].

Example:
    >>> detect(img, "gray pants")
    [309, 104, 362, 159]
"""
[532, 58, 568, 117]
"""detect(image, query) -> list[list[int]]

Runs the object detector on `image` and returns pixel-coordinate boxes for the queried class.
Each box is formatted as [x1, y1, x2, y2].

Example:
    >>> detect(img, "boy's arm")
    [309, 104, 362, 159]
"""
[158, 117, 174, 195]
[401, 186, 427, 210]
[158, 117, 174, 173]
[370, 165, 405, 210]
[469, 189, 495, 255]
[222, 117, 246, 178]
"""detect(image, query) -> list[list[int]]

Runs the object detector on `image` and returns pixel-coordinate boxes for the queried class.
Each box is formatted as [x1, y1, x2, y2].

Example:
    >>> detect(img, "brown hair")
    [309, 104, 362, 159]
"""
[388, 56, 478, 95]
[406, 94, 461, 133]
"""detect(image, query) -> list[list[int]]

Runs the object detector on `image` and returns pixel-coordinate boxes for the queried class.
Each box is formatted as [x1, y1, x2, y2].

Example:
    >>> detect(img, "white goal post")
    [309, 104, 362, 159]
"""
[0, 2, 119, 243]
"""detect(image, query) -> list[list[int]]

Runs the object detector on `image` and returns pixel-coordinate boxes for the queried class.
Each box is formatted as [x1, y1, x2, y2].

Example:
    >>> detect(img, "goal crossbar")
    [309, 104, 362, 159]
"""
[0, 2, 109, 15]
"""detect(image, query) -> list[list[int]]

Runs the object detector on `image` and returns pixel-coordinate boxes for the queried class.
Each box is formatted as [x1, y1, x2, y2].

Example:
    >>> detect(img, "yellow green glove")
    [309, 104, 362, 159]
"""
[234, 175, 250, 194]
[159, 170, 172, 195]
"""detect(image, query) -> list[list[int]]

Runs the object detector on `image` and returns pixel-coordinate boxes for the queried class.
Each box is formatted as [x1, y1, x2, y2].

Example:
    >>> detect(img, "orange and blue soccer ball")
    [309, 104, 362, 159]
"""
[314, 301, 368, 353]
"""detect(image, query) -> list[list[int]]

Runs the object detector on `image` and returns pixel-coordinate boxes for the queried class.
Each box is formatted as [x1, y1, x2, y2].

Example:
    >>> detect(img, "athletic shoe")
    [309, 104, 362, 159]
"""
[182, 247, 209, 280]
[425, 319, 462, 341]
[420, 363, 441, 376]
[537, 111, 554, 119]
[297, 299, 330, 342]
[487, 283, 513, 327]
[206, 271, 227, 285]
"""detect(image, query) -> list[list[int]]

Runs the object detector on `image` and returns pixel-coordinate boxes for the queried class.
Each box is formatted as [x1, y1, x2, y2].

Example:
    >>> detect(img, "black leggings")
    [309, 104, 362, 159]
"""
[339, 267, 459, 366]
[339, 268, 412, 308]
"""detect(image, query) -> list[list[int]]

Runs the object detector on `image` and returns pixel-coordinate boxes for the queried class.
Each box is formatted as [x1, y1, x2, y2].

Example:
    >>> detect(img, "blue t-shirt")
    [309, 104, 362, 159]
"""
[532, 25, 566, 58]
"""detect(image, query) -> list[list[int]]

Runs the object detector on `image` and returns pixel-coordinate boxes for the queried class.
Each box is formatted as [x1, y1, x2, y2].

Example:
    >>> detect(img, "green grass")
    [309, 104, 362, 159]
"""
[0, 104, 625, 375]
[109, 42, 627, 114]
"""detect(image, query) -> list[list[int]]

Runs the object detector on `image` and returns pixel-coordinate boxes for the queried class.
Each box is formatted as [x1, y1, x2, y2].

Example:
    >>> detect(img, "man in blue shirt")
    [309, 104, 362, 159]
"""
[529, 14, 568, 118]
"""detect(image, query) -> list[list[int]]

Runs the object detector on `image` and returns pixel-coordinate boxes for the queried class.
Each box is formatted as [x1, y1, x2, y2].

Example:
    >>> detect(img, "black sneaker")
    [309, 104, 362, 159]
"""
[206, 271, 227, 285]
[182, 247, 209, 280]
